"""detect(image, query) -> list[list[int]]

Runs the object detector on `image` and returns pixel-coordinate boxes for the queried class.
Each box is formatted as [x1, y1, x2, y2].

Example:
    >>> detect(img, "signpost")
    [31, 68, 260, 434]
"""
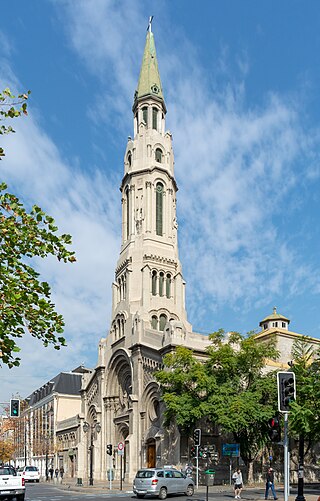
[222, 444, 240, 485]
[118, 442, 124, 491]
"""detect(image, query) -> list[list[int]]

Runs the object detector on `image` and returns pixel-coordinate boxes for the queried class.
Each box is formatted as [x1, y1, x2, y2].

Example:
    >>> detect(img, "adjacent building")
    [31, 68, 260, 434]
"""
[14, 366, 89, 477]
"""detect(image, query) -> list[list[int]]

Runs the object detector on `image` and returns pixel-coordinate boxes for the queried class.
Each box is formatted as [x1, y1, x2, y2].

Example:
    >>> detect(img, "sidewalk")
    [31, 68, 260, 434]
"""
[55, 479, 319, 500]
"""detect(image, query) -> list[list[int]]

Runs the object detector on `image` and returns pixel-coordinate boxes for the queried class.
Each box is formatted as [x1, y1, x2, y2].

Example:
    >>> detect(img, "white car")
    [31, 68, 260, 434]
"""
[18, 466, 40, 483]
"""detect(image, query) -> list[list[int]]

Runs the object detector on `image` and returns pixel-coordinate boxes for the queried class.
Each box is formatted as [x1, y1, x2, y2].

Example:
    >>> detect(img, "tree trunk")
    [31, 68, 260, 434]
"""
[247, 460, 254, 484]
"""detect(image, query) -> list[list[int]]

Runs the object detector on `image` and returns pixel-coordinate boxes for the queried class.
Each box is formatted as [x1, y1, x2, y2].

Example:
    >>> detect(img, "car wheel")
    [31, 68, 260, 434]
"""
[158, 487, 167, 500]
[185, 484, 194, 496]
[136, 495, 145, 499]
[36, 479, 40, 483]
[17, 494, 25, 501]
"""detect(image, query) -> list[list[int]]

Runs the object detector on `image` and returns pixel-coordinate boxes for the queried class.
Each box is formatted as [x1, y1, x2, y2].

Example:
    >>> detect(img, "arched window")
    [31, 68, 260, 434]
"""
[127, 152, 132, 167]
[155, 148, 163, 163]
[152, 270, 157, 296]
[142, 107, 148, 126]
[166, 274, 171, 298]
[156, 183, 163, 236]
[151, 315, 158, 330]
[159, 314, 167, 331]
[152, 108, 158, 130]
[159, 272, 164, 297]
[126, 187, 130, 239]
[118, 278, 121, 301]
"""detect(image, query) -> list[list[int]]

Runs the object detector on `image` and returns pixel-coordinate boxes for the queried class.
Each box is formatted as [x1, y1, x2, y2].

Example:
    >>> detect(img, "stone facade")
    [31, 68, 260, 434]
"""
[78, 27, 320, 484]
[78, 26, 211, 482]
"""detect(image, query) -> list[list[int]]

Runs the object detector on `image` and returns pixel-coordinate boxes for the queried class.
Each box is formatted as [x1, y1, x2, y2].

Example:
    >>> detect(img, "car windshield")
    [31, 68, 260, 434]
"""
[26, 467, 38, 471]
[0, 467, 16, 476]
[136, 470, 155, 478]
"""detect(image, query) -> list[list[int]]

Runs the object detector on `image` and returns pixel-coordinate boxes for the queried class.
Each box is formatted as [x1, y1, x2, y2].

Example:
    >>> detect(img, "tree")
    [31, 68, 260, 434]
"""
[0, 88, 75, 367]
[156, 330, 280, 482]
[289, 337, 320, 453]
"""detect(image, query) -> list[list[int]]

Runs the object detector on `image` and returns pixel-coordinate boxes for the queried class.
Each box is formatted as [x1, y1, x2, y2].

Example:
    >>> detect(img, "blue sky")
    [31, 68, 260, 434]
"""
[1, 0, 320, 403]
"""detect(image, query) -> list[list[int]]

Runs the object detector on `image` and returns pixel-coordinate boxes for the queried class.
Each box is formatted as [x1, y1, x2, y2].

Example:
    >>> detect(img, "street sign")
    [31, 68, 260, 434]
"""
[222, 443, 240, 457]
[118, 442, 124, 455]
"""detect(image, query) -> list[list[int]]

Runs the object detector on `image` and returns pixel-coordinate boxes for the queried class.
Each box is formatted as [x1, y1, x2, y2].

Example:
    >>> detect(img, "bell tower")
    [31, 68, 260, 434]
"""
[110, 22, 191, 341]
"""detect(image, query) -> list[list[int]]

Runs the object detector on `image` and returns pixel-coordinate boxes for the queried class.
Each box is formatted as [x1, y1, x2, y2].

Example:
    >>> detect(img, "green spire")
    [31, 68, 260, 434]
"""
[135, 27, 164, 104]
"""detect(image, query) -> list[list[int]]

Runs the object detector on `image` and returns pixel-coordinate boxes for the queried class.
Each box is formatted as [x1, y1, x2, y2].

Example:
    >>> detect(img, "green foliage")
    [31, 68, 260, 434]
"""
[289, 338, 320, 447]
[0, 88, 75, 367]
[0, 88, 30, 159]
[155, 330, 280, 465]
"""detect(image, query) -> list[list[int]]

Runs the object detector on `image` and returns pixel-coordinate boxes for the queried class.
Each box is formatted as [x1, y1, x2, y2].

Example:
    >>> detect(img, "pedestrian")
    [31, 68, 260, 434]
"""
[49, 466, 54, 480]
[54, 468, 59, 478]
[59, 466, 64, 479]
[232, 468, 243, 499]
[265, 467, 278, 500]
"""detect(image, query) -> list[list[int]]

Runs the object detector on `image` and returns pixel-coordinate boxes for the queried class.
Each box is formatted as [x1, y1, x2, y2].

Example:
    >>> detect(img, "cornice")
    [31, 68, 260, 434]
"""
[116, 257, 132, 275]
[143, 253, 177, 267]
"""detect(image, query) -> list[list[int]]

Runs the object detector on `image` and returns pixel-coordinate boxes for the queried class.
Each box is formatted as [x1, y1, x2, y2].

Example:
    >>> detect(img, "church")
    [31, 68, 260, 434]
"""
[78, 23, 212, 482]
[77, 25, 320, 483]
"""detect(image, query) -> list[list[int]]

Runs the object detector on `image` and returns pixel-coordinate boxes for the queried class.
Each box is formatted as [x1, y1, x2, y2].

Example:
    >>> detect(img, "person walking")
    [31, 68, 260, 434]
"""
[49, 466, 54, 480]
[265, 467, 278, 500]
[232, 468, 243, 499]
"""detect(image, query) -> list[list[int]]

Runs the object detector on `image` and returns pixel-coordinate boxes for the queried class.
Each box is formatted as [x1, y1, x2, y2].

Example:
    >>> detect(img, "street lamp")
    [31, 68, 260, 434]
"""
[83, 421, 101, 486]
[45, 407, 54, 481]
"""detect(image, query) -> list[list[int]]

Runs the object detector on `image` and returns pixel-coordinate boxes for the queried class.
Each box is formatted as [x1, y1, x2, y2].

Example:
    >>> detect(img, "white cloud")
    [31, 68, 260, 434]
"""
[2, 0, 320, 403]
[0, 71, 121, 402]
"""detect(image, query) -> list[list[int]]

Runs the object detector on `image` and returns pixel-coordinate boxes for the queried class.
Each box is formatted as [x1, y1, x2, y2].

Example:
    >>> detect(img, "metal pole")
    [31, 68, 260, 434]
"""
[229, 455, 232, 485]
[284, 413, 288, 501]
[109, 454, 112, 490]
[89, 432, 93, 486]
[24, 418, 27, 467]
[45, 447, 48, 481]
[295, 435, 305, 501]
[120, 454, 123, 491]
[196, 445, 199, 489]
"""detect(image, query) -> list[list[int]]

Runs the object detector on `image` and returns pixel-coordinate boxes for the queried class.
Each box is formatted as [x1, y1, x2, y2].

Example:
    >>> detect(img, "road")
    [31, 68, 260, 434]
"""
[23, 482, 320, 501]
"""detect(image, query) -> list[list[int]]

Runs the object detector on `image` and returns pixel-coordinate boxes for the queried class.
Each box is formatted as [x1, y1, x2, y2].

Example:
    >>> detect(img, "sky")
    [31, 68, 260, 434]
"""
[1, 0, 320, 405]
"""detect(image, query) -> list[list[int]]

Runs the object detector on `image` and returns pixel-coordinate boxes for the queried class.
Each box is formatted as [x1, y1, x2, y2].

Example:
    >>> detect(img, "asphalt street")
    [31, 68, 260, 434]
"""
[22, 482, 320, 501]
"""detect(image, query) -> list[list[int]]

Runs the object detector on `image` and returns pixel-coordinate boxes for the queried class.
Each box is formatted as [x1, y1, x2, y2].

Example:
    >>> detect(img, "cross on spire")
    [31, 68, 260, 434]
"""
[148, 16, 153, 33]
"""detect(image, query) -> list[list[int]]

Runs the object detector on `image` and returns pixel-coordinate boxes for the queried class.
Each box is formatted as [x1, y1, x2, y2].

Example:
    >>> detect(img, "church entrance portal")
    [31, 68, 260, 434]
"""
[146, 440, 156, 468]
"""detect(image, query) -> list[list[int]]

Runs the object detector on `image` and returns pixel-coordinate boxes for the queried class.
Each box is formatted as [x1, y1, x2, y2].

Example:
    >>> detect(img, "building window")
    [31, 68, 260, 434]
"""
[155, 148, 163, 163]
[151, 316, 158, 330]
[156, 183, 163, 236]
[152, 270, 157, 295]
[159, 314, 167, 331]
[166, 274, 171, 298]
[159, 272, 164, 297]
[152, 108, 158, 130]
[264, 323, 268, 330]
[127, 152, 132, 167]
[275, 322, 278, 327]
[126, 187, 130, 239]
[142, 107, 148, 126]
[282, 322, 286, 328]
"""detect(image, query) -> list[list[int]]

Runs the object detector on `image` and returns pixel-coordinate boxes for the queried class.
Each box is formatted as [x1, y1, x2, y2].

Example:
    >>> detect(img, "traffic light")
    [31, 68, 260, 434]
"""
[268, 417, 281, 442]
[277, 371, 296, 412]
[193, 428, 201, 446]
[190, 446, 196, 458]
[106, 444, 113, 456]
[10, 399, 20, 418]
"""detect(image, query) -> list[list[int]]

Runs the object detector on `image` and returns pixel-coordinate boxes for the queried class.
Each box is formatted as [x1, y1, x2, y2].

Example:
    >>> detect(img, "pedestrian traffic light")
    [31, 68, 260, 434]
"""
[190, 446, 196, 458]
[193, 428, 201, 446]
[277, 371, 296, 412]
[107, 444, 113, 456]
[10, 399, 20, 418]
[268, 417, 281, 442]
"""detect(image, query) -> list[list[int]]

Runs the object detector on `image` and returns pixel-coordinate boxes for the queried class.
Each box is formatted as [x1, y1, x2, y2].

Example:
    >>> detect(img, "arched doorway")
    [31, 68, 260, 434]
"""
[146, 439, 156, 468]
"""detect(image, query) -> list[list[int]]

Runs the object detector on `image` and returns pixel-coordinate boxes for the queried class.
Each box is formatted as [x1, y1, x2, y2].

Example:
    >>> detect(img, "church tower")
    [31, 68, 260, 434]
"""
[80, 23, 210, 483]
[111, 22, 191, 335]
